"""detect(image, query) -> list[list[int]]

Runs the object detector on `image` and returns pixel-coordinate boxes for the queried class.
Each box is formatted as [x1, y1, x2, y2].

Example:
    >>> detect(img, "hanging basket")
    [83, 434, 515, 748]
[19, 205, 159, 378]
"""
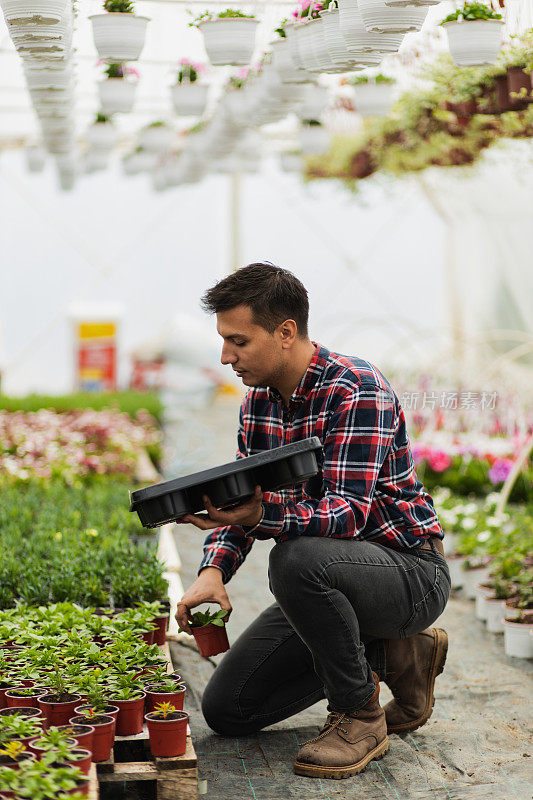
[199, 17, 259, 67]
[338, 0, 404, 52]
[442, 19, 505, 67]
[293, 21, 321, 73]
[310, 18, 334, 72]
[98, 78, 136, 114]
[86, 122, 117, 150]
[320, 9, 358, 73]
[139, 125, 175, 153]
[84, 149, 109, 174]
[351, 81, 396, 116]
[384, 0, 440, 9]
[89, 13, 150, 62]
[285, 23, 306, 71]
[270, 37, 308, 84]
[0, 0, 66, 25]
[300, 125, 331, 155]
[171, 83, 208, 117]
[25, 66, 72, 90]
[357, 0, 428, 33]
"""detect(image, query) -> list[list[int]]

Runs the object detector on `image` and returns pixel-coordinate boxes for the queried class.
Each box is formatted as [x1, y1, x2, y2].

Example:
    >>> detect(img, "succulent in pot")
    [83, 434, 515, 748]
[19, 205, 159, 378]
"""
[183, 608, 230, 658]
[90, 0, 150, 62]
[440, 2, 504, 67]
[145, 702, 189, 758]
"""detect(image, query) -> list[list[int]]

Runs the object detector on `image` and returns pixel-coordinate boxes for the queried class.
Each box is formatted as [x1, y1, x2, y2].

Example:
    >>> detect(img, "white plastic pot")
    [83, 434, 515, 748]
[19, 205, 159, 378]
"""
[485, 597, 505, 633]
[357, 0, 428, 33]
[503, 601, 522, 620]
[299, 124, 330, 155]
[89, 13, 149, 62]
[352, 81, 396, 116]
[86, 122, 117, 150]
[462, 564, 492, 600]
[385, 0, 440, 8]
[503, 618, 533, 658]
[446, 554, 466, 589]
[285, 23, 306, 71]
[474, 583, 492, 621]
[9, 21, 66, 42]
[99, 78, 136, 114]
[338, 0, 404, 52]
[122, 150, 158, 176]
[171, 83, 208, 117]
[295, 21, 322, 73]
[199, 17, 259, 67]
[297, 84, 329, 120]
[320, 9, 358, 72]
[0, 0, 66, 24]
[270, 37, 308, 84]
[84, 149, 109, 174]
[310, 18, 334, 72]
[442, 20, 504, 67]
[139, 125, 175, 153]
[26, 145, 46, 173]
[25, 67, 72, 90]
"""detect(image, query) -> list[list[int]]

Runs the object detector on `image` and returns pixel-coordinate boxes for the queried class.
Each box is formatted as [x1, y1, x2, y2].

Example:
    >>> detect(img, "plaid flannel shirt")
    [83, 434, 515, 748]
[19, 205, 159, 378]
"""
[199, 343, 443, 584]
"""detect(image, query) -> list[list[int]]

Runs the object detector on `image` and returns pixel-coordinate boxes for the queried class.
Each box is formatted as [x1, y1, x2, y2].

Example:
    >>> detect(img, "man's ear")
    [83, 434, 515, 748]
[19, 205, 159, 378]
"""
[278, 319, 298, 349]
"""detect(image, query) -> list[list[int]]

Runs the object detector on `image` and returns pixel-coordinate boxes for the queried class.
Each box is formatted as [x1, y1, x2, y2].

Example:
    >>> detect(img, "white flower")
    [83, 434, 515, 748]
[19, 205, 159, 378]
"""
[463, 503, 479, 515]
[461, 518, 477, 530]
[477, 530, 491, 542]
[486, 516, 500, 528]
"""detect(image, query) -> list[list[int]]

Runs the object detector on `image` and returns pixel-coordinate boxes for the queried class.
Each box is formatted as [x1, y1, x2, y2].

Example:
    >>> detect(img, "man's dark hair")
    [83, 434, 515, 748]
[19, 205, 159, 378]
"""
[201, 262, 309, 337]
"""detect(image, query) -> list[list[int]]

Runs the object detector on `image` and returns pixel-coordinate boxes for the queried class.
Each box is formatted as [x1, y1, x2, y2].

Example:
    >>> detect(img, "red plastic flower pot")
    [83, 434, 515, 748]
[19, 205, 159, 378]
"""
[56, 724, 95, 753]
[5, 688, 46, 709]
[0, 706, 43, 720]
[64, 777, 89, 796]
[111, 693, 146, 736]
[153, 614, 169, 646]
[28, 735, 77, 756]
[38, 694, 81, 728]
[140, 627, 157, 645]
[60, 747, 92, 776]
[69, 714, 115, 763]
[0, 752, 35, 769]
[145, 710, 189, 758]
[74, 704, 119, 723]
[191, 623, 230, 657]
[145, 684, 185, 714]
[0, 684, 18, 709]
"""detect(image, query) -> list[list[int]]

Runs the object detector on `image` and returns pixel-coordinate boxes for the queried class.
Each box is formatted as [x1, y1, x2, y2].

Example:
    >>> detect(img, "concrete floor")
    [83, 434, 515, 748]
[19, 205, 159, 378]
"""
[166, 397, 533, 800]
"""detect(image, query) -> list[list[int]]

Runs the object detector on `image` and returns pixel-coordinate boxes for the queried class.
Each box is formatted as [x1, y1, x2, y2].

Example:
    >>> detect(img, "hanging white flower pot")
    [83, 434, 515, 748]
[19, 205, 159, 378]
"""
[139, 124, 175, 153]
[320, 8, 358, 73]
[86, 122, 117, 150]
[199, 17, 259, 67]
[338, 0, 404, 52]
[358, 0, 428, 33]
[351, 80, 396, 116]
[171, 83, 208, 117]
[84, 149, 109, 174]
[294, 20, 322, 73]
[485, 597, 505, 634]
[442, 19, 504, 67]
[0, 0, 66, 25]
[385, 0, 440, 8]
[26, 145, 46, 173]
[25, 66, 72, 89]
[300, 124, 330, 155]
[503, 617, 533, 658]
[270, 37, 308, 84]
[89, 12, 150, 62]
[297, 84, 329, 120]
[98, 78, 136, 114]
[310, 17, 334, 72]
[285, 22, 306, 71]
[122, 149, 158, 175]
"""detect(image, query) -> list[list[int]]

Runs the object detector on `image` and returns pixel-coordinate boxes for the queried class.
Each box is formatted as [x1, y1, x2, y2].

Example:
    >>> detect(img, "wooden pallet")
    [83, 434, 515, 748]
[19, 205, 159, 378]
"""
[95, 642, 198, 800]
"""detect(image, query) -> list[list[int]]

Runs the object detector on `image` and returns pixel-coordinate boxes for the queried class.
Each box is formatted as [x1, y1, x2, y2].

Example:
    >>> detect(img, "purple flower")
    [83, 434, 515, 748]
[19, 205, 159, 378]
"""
[488, 458, 514, 485]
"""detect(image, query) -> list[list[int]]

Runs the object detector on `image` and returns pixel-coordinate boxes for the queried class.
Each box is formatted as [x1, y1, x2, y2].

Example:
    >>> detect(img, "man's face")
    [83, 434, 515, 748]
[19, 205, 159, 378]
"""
[216, 305, 286, 388]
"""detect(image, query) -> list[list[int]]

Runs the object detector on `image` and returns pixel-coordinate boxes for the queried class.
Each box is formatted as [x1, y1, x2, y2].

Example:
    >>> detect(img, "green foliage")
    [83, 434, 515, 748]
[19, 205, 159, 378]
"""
[95, 112, 112, 124]
[104, 0, 134, 12]
[440, 2, 503, 24]
[189, 607, 228, 629]
[190, 8, 255, 26]
[274, 17, 288, 37]
[350, 73, 395, 85]
[105, 63, 125, 79]
[0, 391, 163, 423]
[178, 63, 198, 84]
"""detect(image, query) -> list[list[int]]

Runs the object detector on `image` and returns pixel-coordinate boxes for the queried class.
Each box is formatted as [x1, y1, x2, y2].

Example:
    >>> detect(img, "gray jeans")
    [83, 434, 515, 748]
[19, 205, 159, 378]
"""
[202, 536, 450, 736]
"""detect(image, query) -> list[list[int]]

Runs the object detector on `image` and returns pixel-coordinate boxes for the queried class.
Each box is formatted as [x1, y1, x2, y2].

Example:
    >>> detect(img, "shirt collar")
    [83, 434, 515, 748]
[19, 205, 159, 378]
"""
[268, 342, 329, 406]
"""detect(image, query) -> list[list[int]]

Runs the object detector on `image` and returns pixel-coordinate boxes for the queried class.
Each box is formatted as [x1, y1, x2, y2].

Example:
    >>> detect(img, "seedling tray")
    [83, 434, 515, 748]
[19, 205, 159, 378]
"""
[130, 437, 322, 529]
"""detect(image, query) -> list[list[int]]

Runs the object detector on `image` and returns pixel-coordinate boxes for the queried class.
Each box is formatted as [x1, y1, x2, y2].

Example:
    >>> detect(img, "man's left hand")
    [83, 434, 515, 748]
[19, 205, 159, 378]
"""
[176, 485, 264, 531]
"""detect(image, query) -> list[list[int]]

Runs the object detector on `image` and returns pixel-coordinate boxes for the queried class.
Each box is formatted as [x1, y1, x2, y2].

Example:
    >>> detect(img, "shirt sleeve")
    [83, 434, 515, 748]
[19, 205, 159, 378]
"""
[198, 397, 256, 584]
[247, 385, 397, 542]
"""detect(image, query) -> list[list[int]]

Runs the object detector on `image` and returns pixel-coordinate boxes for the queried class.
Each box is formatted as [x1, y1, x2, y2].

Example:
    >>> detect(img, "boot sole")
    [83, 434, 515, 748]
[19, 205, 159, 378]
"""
[387, 627, 448, 735]
[293, 736, 389, 779]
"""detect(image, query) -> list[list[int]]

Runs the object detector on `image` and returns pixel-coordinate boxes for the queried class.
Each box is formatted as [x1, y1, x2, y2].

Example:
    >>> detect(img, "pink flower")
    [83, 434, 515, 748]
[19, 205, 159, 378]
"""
[427, 450, 452, 473]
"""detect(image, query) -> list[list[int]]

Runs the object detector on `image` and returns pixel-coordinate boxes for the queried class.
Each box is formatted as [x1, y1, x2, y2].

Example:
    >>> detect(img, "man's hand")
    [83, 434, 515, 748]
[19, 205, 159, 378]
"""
[176, 485, 263, 531]
[176, 567, 232, 635]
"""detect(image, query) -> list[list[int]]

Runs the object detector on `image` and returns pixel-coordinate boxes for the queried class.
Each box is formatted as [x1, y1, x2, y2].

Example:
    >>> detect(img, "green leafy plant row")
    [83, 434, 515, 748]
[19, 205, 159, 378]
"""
[0, 391, 164, 423]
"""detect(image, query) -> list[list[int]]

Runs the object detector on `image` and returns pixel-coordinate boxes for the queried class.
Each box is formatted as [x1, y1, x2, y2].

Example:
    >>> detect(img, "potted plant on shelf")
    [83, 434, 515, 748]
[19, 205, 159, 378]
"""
[4, 686, 47, 710]
[193, 9, 260, 67]
[69, 709, 116, 763]
[503, 609, 533, 659]
[0, 741, 34, 769]
[89, 0, 150, 62]
[56, 724, 94, 753]
[106, 685, 146, 736]
[440, 2, 504, 67]
[37, 675, 81, 729]
[171, 60, 209, 117]
[27, 728, 77, 759]
[144, 678, 185, 713]
[0, 714, 42, 748]
[349, 73, 396, 116]
[184, 608, 230, 658]
[98, 62, 138, 114]
[86, 112, 117, 150]
[145, 702, 189, 758]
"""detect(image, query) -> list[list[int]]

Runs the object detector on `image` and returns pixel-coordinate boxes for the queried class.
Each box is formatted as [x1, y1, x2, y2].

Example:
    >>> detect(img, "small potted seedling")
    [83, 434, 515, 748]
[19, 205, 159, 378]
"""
[4, 686, 47, 710]
[98, 62, 138, 114]
[184, 608, 230, 657]
[144, 678, 186, 713]
[56, 723, 94, 753]
[27, 728, 77, 758]
[90, 0, 150, 62]
[171, 60, 209, 118]
[440, 2, 504, 67]
[193, 9, 259, 67]
[37, 675, 81, 729]
[69, 708, 116, 763]
[0, 741, 34, 769]
[0, 713, 43, 747]
[106, 686, 146, 736]
[145, 702, 189, 757]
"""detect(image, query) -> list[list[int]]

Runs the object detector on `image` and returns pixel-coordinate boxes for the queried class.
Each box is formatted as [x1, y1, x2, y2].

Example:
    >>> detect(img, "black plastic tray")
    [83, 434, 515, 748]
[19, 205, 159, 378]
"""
[129, 437, 322, 529]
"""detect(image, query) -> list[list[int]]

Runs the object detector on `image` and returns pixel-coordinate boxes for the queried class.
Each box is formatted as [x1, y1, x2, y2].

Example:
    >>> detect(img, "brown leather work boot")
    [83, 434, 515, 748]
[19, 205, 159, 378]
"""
[384, 627, 448, 735]
[293, 673, 389, 779]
